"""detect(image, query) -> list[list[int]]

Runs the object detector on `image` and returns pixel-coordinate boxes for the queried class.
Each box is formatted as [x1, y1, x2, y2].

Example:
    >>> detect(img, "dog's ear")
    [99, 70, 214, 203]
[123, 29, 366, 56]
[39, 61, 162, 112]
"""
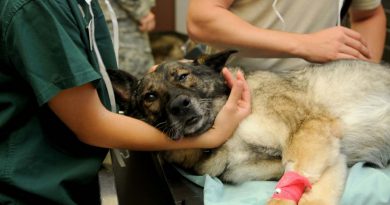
[193, 50, 238, 72]
[107, 69, 138, 115]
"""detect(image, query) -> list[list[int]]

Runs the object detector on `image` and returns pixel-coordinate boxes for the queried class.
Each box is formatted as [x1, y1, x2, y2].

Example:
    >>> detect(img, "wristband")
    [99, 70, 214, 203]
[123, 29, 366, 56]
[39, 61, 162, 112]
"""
[272, 171, 312, 203]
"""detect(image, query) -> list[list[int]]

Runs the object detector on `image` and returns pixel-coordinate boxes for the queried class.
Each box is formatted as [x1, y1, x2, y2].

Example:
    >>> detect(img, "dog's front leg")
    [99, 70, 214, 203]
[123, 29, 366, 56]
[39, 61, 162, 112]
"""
[267, 117, 345, 205]
[298, 155, 347, 205]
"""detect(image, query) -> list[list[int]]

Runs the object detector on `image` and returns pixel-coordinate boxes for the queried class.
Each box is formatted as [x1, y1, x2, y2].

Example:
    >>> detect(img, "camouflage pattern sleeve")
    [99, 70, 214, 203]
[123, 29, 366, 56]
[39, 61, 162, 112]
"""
[116, 0, 156, 21]
[99, 0, 156, 78]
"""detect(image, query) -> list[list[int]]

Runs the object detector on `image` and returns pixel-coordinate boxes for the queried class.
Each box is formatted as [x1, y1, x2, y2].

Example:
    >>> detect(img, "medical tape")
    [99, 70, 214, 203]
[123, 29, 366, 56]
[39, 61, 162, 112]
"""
[272, 171, 312, 203]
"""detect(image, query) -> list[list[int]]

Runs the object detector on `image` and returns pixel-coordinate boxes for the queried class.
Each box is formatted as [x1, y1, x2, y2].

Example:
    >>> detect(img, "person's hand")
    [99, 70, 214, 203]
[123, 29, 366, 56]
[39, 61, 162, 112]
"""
[139, 11, 155, 32]
[219, 68, 251, 124]
[221, 68, 251, 122]
[196, 68, 251, 148]
[298, 26, 371, 63]
[148, 64, 158, 72]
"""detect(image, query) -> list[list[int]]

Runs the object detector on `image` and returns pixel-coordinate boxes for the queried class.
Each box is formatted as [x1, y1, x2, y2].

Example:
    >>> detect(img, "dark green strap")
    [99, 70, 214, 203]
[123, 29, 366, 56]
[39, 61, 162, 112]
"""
[341, 0, 352, 20]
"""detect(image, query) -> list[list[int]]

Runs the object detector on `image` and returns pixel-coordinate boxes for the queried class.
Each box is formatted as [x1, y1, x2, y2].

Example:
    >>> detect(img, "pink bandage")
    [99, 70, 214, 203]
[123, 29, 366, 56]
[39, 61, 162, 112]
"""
[272, 171, 312, 203]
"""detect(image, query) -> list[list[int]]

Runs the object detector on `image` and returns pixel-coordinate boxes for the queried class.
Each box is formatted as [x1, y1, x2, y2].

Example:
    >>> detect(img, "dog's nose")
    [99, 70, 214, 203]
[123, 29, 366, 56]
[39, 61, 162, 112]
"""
[169, 95, 192, 116]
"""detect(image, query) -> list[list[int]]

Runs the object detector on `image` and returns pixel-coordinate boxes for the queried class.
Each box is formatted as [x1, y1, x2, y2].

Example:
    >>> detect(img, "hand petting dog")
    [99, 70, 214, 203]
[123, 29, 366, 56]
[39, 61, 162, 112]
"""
[146, 64, 251, 148]
[205, 68, 251, 148]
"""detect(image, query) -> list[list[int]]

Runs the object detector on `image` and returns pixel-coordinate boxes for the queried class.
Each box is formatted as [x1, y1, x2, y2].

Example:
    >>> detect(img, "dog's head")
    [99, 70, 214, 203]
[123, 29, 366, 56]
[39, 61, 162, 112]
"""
[108, 50, 237, 140]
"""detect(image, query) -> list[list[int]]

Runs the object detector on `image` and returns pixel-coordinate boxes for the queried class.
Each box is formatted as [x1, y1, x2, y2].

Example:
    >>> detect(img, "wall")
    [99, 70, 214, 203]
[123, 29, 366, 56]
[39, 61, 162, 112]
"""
[175, 0, 190, 34]
[152, 0, 175, 32]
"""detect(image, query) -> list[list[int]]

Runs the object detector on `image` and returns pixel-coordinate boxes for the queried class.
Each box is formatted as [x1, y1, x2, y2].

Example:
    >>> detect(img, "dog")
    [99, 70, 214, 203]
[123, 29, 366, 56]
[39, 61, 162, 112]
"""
[108, 50, 390, 205]
[149, 31, 188, 64]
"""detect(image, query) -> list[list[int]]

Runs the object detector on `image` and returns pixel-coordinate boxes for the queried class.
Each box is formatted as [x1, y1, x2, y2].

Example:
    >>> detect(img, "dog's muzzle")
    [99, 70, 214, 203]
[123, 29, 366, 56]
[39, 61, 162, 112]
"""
[169, 95, 202, 126]
[169, 95, 193, 117]
[167, 95, 208, 140]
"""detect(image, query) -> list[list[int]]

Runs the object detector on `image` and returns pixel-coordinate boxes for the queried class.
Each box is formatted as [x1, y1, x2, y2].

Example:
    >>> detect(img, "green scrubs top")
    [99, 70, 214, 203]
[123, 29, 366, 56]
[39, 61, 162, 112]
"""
[0, 0, 117, 204]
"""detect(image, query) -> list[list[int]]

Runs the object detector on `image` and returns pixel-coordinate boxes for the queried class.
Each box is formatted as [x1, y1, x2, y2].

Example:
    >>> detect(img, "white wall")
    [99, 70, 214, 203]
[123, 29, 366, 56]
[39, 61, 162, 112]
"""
[175, 0, 190, 34]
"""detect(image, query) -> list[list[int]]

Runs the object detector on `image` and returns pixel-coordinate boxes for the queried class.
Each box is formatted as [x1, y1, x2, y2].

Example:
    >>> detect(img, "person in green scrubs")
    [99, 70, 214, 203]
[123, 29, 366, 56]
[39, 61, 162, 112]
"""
[0, 0, 251, 204]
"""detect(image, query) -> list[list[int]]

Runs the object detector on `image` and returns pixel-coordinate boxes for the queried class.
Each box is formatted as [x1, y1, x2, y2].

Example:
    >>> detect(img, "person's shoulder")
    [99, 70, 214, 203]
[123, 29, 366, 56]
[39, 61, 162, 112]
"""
[0, 0, 80, 35]
[0, 0, 32, 45]
[0, 0, 32, 60]
[0, 0, 31, 25]
[1, 0, 62, 31]
[350, 0, 381, 10]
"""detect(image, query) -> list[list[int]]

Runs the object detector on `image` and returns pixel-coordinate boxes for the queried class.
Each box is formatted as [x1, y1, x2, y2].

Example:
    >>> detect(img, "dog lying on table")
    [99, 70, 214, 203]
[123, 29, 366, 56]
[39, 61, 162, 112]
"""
[108, 50, 390, 205]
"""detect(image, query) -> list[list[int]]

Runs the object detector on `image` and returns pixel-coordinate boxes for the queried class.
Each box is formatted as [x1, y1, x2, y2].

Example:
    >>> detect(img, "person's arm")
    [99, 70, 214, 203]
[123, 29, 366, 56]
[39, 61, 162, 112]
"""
[138, 11, 155, 32]
[349, 4, 386, 63]
[48, 69, 250, 150]
[187, 0, 370, 63]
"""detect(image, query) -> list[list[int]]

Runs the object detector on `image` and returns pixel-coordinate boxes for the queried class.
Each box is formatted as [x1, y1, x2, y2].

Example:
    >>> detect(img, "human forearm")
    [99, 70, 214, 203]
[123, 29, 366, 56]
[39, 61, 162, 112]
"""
[187, 0, 302, 58]
[47, 83, 206, 150]
[349, 5, 387, 63]
[188, 0, 370, 63]
[81, 108, 241, 150]
[48, 70, 250, 151]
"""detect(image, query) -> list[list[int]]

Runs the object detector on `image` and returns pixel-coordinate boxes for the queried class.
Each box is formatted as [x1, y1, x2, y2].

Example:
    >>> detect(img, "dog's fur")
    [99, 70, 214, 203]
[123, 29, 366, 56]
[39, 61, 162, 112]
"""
[108, 50, 390, 205]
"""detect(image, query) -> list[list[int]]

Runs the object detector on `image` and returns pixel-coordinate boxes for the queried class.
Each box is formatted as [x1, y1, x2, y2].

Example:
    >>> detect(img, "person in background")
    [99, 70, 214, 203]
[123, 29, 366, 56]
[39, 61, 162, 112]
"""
[99, 0, 156, 78]
[0, 0, 251, 204]
[187, 0, 386, 73]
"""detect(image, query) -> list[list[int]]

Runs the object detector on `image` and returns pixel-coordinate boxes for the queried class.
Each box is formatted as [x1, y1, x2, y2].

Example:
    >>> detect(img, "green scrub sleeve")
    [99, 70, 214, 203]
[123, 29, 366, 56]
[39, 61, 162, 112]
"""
[5, 1, 101, 106]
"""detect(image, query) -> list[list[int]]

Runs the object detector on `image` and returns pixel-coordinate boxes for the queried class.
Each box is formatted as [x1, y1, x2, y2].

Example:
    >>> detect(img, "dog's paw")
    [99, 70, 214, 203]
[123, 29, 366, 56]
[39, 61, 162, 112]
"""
[298, 200, 329, 205]
[298, 197, 335, 205]
[267, 198, 296, 205]
[298, 189, 339, 205]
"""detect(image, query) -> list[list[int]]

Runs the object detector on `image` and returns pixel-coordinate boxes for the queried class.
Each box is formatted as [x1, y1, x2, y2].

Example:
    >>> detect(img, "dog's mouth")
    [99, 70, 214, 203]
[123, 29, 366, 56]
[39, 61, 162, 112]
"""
[167, 115, 208, 141]
[164, 96, 228, 141]
[183, 115, 209, 135]
[167, 111, 214, 141]
[163, 95, 229, 141]
[186, 116, 201, 125]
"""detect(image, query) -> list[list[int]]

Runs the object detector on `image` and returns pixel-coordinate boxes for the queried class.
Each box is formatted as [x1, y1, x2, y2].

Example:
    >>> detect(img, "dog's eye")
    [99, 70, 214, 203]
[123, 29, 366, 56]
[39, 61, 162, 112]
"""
[177, 73, 189, 81]
[144, 92, 158, 102]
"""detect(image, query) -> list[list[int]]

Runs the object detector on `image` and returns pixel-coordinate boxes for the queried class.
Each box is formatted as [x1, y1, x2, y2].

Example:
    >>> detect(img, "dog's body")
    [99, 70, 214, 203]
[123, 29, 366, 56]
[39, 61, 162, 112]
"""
[109, 50, 390, 205]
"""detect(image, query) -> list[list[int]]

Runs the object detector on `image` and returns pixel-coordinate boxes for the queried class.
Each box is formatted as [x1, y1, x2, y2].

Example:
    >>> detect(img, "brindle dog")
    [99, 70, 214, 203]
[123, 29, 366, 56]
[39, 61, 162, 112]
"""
[108, 50, 390, 205]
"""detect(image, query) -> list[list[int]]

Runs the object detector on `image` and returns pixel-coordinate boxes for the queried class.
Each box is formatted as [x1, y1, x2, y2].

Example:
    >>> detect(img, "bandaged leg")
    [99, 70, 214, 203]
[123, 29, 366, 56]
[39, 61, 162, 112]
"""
[299, 155, 347, 205]
[267, 117, 343, 205]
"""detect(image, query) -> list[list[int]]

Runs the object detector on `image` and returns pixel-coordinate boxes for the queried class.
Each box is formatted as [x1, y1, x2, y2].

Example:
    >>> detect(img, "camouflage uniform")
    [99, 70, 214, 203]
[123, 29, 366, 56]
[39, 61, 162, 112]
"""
[100, 0, 155, 78]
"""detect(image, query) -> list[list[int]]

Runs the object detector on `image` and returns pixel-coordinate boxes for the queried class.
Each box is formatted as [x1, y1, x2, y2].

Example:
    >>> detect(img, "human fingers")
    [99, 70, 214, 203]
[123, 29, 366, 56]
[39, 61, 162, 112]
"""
[345, 39, 370, 59]
[340, 27, 371, 58]
[226, 77, 244, 109]
[222, 68, 251, 107]
[340, 44, 369, 61]
[343, 35, 371, 59]
[142, 18, 154, 32]
[138, 22, 147, 32]
[235, 70, 250, 104]
[139, 21, 151, 32]
[337, 53, 359, 60]
[227, 71, 251, 113]
[148, 65, 159, 73]
[201, 71, 251, 148]
[341, 27, 368, 47]
[139, 12, 155, 32]
[147, 13, 156, 31]
[222, 67, 235, 88]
